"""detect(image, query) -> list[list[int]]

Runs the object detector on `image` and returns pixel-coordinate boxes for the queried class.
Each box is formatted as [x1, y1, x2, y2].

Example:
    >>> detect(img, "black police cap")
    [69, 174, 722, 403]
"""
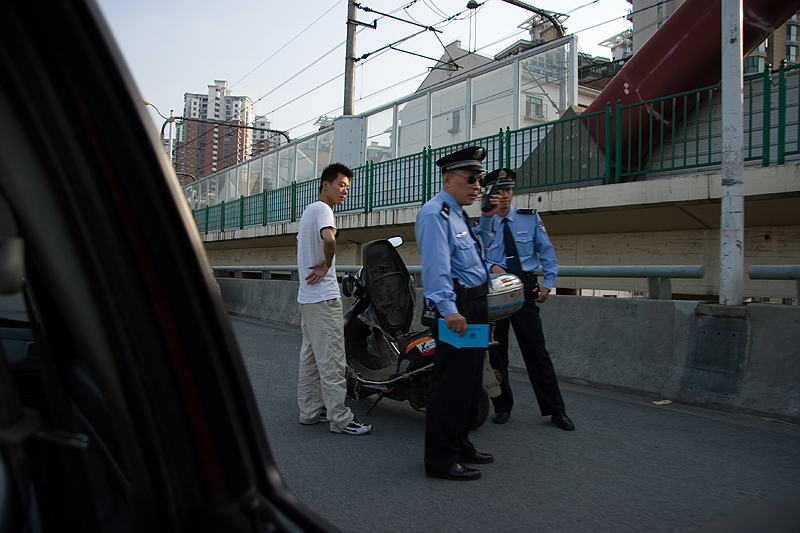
[435, 146, 486, 173]
[484, 168, 516, 189]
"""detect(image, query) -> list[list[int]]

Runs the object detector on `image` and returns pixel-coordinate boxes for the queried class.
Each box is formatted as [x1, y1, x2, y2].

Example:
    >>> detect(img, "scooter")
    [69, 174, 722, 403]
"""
[342, 237, 523, 430]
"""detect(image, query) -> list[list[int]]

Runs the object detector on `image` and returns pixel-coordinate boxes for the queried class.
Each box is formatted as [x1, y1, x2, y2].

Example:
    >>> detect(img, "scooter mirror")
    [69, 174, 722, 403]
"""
[342, 273, 357, 297]
[388, 236, 403, 248]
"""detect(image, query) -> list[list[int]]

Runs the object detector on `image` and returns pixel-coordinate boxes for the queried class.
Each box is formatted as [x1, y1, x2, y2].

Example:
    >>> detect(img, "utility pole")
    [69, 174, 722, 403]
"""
[344, 0, 357, 116]
[719, 0, 744, 305]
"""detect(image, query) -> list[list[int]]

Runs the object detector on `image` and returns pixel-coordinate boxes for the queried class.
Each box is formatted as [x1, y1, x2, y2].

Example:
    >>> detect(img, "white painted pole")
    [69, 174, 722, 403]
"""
[719, 0, 744, 305]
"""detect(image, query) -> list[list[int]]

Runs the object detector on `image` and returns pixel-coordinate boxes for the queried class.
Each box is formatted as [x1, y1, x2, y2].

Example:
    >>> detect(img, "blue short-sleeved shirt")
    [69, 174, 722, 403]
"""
[415, 191, 489, 317]
[474, 207, 559, 290]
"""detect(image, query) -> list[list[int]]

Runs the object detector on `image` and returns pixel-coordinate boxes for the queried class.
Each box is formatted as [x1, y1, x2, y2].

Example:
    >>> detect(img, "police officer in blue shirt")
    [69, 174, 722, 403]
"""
[416, 146, 497, 481]
[474, 168, 575, 431]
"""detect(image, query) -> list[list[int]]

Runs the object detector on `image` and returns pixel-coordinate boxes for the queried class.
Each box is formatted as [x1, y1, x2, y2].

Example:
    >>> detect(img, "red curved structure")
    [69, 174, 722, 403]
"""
[584, 0, 800, 169]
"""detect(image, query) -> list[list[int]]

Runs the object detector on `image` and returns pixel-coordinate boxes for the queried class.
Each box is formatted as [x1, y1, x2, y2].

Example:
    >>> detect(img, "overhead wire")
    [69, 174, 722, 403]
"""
[282, 68, 429, 136]
[422, 0, 449, 19]
[231, 0, 650, 141]
[229, 0, 474, 134]
[230, 0, 344, 90]
[249, 1, 421, 108]
[182, 0, 647, 179]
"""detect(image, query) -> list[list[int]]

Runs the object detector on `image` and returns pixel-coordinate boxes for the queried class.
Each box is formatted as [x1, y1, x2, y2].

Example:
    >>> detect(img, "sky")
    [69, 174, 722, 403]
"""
[95, 0, 632, 140]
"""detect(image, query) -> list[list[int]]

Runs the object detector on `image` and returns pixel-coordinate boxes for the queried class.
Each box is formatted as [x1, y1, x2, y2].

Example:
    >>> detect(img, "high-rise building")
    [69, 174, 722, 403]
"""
[175, 80, 254, 184]
[251, 115, 273, 157]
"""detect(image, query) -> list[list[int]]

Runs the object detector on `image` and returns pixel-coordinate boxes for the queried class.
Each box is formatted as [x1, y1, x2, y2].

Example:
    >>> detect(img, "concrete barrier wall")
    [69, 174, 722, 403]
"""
[536, 296, 696, 399]
[217, 278, 800, 423]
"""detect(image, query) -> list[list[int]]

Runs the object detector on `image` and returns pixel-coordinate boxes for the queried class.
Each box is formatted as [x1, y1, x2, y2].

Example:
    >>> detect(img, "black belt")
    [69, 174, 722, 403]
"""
[421, 282, 487, 329]
[460, 282, 488, 299]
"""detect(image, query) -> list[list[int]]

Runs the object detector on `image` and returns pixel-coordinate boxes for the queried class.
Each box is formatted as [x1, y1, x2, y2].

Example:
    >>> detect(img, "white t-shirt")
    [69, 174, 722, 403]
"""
[297, 201, 341, 304]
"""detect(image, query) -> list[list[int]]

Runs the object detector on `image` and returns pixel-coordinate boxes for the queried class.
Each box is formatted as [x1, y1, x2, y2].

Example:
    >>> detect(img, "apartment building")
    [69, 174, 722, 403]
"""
[175, 80, 254, 184]
[251, 115, 274, 158]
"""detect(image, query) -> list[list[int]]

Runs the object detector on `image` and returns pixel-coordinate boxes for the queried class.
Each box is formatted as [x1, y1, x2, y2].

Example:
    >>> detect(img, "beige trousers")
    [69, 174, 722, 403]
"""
[298, 298, 354, 430]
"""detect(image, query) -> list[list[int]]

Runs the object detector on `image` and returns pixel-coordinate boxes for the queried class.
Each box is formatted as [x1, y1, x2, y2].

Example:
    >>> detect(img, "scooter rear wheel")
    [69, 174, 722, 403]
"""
[470, 390, 490, 430]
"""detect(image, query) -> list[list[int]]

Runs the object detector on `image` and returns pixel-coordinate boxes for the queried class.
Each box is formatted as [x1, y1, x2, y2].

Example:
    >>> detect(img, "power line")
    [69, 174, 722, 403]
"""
[252, 41, 345, 106]
[250, 0, 643, 140]
[187, 1, 642, 175]
[268, 73, 345, 115]
[249, 3, 414, 109]
[564, 0, 603, 15]
[230, 0, 344, 90]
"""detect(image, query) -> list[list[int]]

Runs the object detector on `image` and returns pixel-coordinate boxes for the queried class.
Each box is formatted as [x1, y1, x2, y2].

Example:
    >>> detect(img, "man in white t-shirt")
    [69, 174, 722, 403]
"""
[296, 163, 372, 435]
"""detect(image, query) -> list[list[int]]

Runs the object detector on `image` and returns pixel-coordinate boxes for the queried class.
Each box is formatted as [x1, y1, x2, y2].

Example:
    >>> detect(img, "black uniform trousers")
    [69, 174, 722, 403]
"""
[424, 295, 487, 475]
[489, 298, 565, 417]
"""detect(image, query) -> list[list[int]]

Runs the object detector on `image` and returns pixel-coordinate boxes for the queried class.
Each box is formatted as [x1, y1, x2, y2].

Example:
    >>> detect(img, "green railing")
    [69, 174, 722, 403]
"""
[510, 106, 611, 189]
[192, 62, 798, 233]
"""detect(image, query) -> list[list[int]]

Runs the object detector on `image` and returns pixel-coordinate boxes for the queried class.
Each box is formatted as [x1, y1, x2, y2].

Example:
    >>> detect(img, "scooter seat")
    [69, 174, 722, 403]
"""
[360, 239, 414, 338]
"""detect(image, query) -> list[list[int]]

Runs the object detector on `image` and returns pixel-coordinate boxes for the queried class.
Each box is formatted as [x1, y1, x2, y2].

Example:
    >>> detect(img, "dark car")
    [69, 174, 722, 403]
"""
[0, 1, 337, 531]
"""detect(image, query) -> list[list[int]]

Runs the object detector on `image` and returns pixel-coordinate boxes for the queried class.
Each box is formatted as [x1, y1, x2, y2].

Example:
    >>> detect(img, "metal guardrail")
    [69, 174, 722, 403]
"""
[749, 265, 800, 304]
[212, 264, 706, 300]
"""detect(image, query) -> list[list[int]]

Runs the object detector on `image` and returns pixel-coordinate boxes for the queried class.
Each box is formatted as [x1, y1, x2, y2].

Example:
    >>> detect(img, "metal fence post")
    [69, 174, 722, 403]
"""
[366, 160, 374, 213]
[205, 206, 209, 234]
[605, 103, 612, 183]
[762, 63, 771, 167]
[239, 195, 244, 229]
[423, 147, 431, 202]
[615, 100, 623, 183]
[290, 182, 297, 222]
[497, 129, 504, 168]
[220, 201, 225, 231]
[647, 277, 672, 299]
[777, 59, 786, 165]
[505, 127, 511, 170]
[262, 189, 267, 226]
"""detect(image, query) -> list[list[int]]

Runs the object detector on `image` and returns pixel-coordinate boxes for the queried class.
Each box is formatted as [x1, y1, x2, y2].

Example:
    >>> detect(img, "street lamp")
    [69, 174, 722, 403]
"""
[467, 0, 565, 38]
[144, 100, 176, 164]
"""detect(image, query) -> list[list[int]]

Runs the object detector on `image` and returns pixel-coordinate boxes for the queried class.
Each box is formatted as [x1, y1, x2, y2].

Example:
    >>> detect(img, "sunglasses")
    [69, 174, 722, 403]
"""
[451, 171, 485, 186]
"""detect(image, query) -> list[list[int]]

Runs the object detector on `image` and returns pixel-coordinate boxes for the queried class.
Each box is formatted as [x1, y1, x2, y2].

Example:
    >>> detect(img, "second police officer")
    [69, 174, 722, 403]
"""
[474, 168, 575, 431]
[415, 146, 497, 481]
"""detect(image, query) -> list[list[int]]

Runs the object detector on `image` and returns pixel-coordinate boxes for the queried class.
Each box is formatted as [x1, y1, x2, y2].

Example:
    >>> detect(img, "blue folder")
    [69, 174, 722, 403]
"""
[437, 319, 489, 348]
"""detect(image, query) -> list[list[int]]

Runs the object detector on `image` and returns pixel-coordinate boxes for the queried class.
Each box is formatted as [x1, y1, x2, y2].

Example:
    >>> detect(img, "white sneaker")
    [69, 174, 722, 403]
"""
[330, 418, 372, 435]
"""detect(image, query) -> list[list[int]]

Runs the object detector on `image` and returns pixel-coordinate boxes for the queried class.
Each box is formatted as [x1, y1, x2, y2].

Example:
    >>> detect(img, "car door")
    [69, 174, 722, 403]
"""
[0, 1, 338, 531]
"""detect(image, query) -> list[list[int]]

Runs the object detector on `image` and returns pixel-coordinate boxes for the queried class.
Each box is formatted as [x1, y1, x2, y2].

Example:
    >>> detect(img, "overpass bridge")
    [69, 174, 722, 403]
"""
[202, 163, 799, 300]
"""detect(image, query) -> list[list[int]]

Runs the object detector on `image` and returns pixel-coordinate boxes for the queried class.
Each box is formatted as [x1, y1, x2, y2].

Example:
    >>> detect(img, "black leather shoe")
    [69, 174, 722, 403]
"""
[426, 463, 481, 480]
[551, 413, 575, 431]
[492, 412, 510, 424]
[459, 451, 494, 464]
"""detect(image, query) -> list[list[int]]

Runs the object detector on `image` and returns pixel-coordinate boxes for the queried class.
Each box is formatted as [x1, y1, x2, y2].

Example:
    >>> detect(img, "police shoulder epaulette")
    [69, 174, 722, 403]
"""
[517, 208, 537, 215]
[440, 202, 450, 219]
